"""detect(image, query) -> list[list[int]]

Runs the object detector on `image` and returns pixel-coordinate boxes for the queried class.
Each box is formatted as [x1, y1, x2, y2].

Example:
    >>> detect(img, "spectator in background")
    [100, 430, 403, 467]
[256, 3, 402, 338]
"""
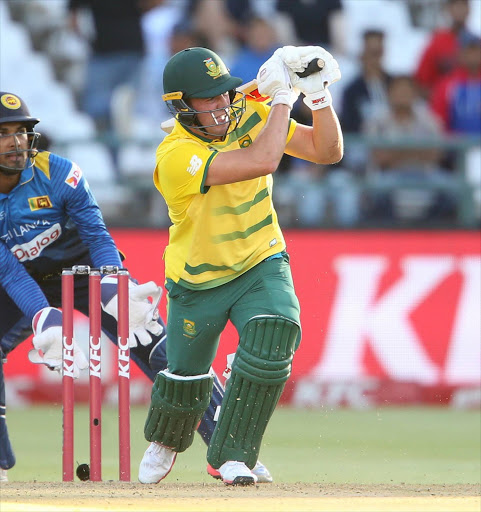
[430, 33, 481, 135]
[68, 0, 155, 133]
[363, 75, 458, 223]
[276, 0, 346, 55]
[339, 30, 391, 177]
[184, 0, 240, 61]
[229, 16, 281, 83]
[415, 0, 475, 100]
[341, 30, 391, 134]
[135, 17, 208, 128]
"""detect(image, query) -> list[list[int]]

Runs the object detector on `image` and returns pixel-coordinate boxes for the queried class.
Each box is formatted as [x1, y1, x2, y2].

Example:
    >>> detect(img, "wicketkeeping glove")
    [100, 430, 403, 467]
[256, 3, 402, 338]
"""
[256, 54, 299, 108]
[275, 45, 341, 110]
[101, 276, 163, 348]
[29, 307, 88, 378]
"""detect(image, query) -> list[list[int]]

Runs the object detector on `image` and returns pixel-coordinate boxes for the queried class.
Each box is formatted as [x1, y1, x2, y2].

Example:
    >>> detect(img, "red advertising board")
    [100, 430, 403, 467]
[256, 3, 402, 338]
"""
[4, 230, 481, 408]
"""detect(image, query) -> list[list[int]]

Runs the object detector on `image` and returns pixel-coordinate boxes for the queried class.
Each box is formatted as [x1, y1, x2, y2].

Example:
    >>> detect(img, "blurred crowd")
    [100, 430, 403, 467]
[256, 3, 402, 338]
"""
[5, 0, 481, 228]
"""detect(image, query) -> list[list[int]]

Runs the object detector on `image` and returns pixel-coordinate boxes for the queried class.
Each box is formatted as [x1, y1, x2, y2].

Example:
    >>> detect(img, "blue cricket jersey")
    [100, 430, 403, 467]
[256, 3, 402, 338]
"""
[0, 151, 122, 319]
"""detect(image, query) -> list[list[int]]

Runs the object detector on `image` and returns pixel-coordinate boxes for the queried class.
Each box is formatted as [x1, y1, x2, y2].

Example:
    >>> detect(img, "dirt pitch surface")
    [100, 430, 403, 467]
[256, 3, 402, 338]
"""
[1, 482, 479, 512]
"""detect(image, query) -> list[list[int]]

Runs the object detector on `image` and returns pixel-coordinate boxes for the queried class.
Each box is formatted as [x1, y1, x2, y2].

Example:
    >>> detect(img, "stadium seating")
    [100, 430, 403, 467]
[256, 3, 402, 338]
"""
[1, 0, 480, 227]
[53, 141, 134, 220]
[342, 0, 430, 74]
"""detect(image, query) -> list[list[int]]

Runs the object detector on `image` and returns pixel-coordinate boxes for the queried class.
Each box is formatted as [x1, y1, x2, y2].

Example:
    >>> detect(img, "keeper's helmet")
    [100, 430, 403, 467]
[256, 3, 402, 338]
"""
[162, 47, 246, 136]
[0, 92, 40, 175]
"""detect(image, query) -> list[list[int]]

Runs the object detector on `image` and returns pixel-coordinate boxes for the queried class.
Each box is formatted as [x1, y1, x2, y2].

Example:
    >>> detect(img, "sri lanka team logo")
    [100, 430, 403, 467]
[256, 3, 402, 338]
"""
[1, 94, 21, 110]
[204, 58, 224, 79]
[28, 195, 53, 211]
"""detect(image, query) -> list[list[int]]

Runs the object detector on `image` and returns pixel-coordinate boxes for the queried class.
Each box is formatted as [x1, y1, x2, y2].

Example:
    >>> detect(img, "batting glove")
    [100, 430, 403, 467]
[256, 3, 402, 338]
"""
[256, 54, 299, 109]
[101, 276, 164, 348]
[294, 73, 334, 110]
[275, 46, 341, 111]
[29, 307, 88, 378]
[275, 45, 341, 89]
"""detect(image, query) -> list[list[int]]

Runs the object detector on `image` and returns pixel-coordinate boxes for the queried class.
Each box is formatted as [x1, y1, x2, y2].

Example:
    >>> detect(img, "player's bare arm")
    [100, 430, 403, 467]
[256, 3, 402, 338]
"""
[279, 45, 344, 165]
[285, 108, 343, 164]
[200, 52, 295, 186]
[205, 103, 291, 186]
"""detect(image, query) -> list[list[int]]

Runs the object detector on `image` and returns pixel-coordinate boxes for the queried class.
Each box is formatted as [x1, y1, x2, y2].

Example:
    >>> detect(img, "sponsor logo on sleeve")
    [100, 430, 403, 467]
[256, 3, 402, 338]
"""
[65, 164, 82, 189]
[186, 155, 202, 176]
[11, 223, 61, 261]
[28, 195, 53, 211]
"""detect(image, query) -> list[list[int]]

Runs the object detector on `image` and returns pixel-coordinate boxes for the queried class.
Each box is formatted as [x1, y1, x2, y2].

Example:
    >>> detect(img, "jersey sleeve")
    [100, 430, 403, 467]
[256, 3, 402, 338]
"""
[0, 242, 49, 320]
[50, 155, 122, 268]
[154, 141, 218, 203]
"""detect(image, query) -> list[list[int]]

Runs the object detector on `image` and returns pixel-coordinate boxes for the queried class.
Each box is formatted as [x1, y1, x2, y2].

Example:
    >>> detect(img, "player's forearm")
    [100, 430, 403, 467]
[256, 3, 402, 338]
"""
[287, 107, 343, 164]
[2, 271, 49, 321]
[310, 107, 344, 164]
[206, 105, 291, 185]
[247, 104, 291, 174]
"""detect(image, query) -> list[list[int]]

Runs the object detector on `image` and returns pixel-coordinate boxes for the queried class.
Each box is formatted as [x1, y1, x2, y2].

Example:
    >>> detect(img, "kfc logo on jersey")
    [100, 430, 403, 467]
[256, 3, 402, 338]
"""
[65, 164, 82, 189]
[186, 155, 202, 176]
[11, 223, 61, 261]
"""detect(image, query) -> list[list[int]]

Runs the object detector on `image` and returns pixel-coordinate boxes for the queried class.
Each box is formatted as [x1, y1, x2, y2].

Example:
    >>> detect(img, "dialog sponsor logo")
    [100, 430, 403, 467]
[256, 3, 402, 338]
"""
[11, 223, 61, 261]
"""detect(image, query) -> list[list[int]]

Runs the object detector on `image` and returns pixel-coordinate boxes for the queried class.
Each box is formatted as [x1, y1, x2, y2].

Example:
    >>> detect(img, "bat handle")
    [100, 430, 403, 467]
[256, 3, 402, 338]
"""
[296, 59, 325, 78]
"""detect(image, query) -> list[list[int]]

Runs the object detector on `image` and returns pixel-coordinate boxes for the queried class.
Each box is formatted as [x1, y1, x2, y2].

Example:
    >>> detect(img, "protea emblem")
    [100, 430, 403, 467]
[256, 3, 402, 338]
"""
[204, 58, 222, 79]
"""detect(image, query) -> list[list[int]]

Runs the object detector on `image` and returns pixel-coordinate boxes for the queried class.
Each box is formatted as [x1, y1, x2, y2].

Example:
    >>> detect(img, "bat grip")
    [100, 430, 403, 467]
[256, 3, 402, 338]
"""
[296, 59, 324, 78]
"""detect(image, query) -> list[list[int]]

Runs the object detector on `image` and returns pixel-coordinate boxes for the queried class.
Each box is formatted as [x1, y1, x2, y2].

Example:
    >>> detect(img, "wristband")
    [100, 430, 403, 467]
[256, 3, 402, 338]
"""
[302, 88, 332, 110]
[271, 89, 294, 108]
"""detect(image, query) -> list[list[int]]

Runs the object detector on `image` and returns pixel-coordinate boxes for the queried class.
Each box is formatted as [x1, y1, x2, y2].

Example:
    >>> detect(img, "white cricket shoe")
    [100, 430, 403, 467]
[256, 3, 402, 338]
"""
[218, 461, 258, 486]
[0, 469, 7, 482]
[138, 442, 177, 484]
[207, 460, 273, 483]
[251, 461, 273, 483]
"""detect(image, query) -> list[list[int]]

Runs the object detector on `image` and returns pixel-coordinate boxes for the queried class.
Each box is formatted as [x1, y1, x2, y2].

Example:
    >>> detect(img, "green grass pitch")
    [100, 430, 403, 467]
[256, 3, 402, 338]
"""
[6, 405, 480, 484]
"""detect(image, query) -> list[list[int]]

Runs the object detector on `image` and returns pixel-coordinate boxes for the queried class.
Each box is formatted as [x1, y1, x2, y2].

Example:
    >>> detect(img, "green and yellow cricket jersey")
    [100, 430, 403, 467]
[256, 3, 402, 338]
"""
[153, 98, 297, 290]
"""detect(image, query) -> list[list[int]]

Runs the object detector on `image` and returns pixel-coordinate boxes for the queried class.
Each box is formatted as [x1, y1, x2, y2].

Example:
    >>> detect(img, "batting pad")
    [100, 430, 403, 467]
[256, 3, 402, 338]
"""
[144, 370, 213, 452]
[207, 316, 300, 469]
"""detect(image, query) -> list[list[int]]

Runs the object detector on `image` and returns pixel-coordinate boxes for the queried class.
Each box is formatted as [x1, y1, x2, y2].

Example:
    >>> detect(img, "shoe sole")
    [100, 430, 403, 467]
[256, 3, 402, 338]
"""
[208, 466, 272, 484]
[224, 475, 256, 486]
[210, 471, 273, 484]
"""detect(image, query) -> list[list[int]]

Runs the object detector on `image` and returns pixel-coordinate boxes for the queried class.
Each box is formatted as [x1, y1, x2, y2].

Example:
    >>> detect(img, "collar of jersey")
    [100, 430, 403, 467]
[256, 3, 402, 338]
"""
[179, 121, 225, 144]
[19, 165, 35, 186]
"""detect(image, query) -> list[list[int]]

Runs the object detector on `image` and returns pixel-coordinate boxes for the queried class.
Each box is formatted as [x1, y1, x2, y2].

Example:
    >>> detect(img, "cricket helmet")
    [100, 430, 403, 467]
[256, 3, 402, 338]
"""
[162, 47, 246, 135]
[0, 92, 40, 175]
